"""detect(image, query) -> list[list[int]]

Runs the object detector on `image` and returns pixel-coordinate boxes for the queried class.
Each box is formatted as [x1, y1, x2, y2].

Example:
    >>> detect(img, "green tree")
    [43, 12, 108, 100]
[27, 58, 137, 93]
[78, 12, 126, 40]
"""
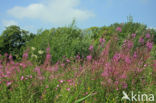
[0, 25, 35, 59]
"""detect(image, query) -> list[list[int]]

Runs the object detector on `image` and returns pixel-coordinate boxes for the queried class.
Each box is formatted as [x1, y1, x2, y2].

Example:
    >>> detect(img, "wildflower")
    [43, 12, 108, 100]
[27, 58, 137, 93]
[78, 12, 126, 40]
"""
[113, 53, 121, 62]
[133, 52, 137, 58]
[59, 80, 64, 83]
[6, 81, 12, 86]
[122, 82, 127, 89]
[46, 48, 50, 52]
[23, 52, 28, 59]
[31, 47, 36, 51]
[89, 45, 93, 51]
[21, 76, 24, 80]
[139, 37, 144, 43]
[131, 33, 136, 38]
[38, 50, 44, 54]
[127, 41, 133, 49]
[87, 55, 92, 61]
[57, 84, 59, 87]
[116, 27, 122, 32]
[66, 88, 70, 91]
[45, 85, 49, 88]
[125, 56, 131, 64]
[29, 75, 32, 79]
[46, 54, 51, 60]
[146, 41, 153, 50]
[99, 38, 105, 43]
[66, 59, 70, 63]
[146, 33, 150, 38]
[101, 71, 109, 77]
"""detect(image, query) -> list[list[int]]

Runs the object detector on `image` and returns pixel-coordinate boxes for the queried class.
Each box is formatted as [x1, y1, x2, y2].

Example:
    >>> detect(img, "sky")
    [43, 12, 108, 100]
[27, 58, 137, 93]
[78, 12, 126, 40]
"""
[0, 0, 156, 33]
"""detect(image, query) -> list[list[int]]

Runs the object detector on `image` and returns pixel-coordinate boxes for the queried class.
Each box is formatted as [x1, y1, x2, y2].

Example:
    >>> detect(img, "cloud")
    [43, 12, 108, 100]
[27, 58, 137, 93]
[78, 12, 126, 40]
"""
[7, 0, 94, 25]
[2, 20, 18, 27]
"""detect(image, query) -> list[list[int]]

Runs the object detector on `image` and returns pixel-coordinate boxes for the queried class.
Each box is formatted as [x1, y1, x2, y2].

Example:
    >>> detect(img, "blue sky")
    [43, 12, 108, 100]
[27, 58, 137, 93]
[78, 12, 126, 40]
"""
[0, 0, 156, 33]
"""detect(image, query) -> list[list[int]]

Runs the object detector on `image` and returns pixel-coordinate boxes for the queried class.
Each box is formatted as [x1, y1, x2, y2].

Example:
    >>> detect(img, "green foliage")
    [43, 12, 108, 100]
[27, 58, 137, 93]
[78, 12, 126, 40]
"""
[0, 25, 35, 59]
[27, 26, 91, 64]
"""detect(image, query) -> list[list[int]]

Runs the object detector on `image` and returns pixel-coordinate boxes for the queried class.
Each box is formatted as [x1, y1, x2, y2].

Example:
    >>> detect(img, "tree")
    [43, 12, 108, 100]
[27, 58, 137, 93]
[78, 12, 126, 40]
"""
[0, 25, 35, 59]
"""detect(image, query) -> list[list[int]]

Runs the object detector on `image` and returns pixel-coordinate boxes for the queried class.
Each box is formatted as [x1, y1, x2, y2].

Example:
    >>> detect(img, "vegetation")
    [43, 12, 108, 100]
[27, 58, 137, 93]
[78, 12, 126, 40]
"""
[0, 21, 156, 103]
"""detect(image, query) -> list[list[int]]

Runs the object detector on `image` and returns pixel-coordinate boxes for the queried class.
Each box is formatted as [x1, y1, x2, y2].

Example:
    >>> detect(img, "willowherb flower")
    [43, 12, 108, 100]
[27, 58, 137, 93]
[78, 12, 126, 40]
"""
[113, 53, 121, 62]
[146, 33, 150, 38]
[87, 55, 92, 61]
[131, 33, 136, 38]
[46, 54, 51, 60]
[99, 38, 105, 43]
[125, 56, 131, 64]
[66, 88, 70, 91]
[122, 82, 127, 89]
[23, 52, 28, 59]
[21, 76, 24, 80]
[127, 41, 133, 49]
[59, 80, 64, 83]
[6, 81, 12, 86]
[139, 37, 144, 43]
[133, 52, 137, 58]
[89, 45, 93, 51]
[116, 27, 122, 32]
[4, 53, 8, 57]
[146, 41, 153, 50]
[66, 59, 70, 63]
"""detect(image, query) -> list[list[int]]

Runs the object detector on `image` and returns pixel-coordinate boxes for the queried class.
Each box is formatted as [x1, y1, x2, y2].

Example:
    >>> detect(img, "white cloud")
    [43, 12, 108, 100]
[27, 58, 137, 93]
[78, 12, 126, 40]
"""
[7, 0, 94, 25]
[2, 20, 18, 27]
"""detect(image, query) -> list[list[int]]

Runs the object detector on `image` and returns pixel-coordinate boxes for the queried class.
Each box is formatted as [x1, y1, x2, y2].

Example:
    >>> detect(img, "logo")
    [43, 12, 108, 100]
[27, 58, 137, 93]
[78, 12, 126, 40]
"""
[121, 91, 155, 102]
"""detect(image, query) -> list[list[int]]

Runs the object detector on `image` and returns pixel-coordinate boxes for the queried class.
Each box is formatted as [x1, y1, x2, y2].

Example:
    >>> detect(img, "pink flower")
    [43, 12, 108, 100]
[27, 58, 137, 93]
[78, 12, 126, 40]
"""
[59, 80, 64, 83]
[122, 82, 127, 89]
[146, 33, 150, 38]
[66, 88, 70, 91]
[133, 52, 137, 58]
[66, 59, 70, 63]
[23, 53, 28, 59]
[146, 41, 153, 50]
[21, 76, 24, 80]
[131, 33, 136, 38]
[116, 27, 122, 32]
[99, 38, 105, 43]
[46, 54, 51, 59]
[139, 37, 144, 43]
[46, 48, 50, 52]
[127, 41, 133, 49]
[6, 81, 12, 86]
[113, 53, 121, 62]
[87, 55, 92, 61]
[89, 45, 93, 51]
[125, 56, 131, 64]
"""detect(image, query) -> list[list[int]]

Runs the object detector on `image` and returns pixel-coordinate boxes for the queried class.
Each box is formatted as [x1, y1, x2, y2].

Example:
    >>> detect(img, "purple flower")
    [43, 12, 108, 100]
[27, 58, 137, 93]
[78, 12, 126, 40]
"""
[113, 53, 121, 62]
[87, 55, 92, 61]
[146, 41, 153, 50]
[139, 37, 144, 43]
[146, 33, 150, 38]
[125, 56, 131, 64]
[133, 52, 137, 58]
[131, 33, 136, 38]
[21, 76, 24, 80]
[89, 45, 93, 51]
[6, 81, 12, 86]
[116, 27, 122, 32]
[99, 38, 105, 43]
[127, 41, 133, 49]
